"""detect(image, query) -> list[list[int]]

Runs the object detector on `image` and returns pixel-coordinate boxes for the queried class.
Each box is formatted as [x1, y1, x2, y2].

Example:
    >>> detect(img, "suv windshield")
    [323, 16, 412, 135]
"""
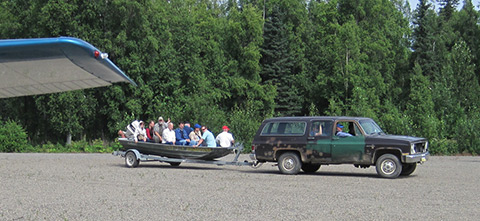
[359, 119, 385, 135]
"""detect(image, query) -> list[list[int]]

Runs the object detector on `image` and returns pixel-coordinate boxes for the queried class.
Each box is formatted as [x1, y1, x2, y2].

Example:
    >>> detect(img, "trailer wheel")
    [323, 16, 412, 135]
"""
[125, 151, 139, 168]
[278, 152, 301, 175]
[169, 162, 181, 167]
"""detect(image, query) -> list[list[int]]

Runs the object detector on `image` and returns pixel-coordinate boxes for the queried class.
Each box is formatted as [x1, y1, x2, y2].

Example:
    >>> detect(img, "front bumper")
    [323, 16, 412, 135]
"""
[402, 152, 430, 163]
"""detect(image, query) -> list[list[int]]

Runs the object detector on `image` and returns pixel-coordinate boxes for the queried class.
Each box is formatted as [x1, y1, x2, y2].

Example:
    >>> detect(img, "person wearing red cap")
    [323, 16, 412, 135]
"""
[216, 125, 234, 147]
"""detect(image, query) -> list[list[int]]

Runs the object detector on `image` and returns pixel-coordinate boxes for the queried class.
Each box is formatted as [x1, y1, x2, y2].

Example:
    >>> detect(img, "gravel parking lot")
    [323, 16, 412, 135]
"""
[1, 153, 479, 220]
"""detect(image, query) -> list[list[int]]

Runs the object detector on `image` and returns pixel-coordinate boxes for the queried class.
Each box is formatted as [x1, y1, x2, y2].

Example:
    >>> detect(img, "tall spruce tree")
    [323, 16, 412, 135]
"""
[260, 4, 301, 116]
[438, 0, 459, 20]
[452, 0, 480, 72]
[406, 63, 438, 140]
[411, 0, 441, 78]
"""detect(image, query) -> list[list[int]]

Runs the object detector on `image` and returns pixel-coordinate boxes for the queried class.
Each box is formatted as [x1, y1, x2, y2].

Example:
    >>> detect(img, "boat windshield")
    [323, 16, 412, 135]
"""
[359, 119, 385, 135]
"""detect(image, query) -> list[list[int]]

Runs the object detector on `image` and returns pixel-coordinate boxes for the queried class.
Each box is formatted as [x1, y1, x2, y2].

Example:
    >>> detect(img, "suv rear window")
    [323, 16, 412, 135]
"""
[261, 122, 306, 136]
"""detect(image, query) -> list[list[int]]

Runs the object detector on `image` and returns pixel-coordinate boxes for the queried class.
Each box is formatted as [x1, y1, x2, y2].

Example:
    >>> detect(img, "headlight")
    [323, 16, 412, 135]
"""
[410, 143, 416, 154]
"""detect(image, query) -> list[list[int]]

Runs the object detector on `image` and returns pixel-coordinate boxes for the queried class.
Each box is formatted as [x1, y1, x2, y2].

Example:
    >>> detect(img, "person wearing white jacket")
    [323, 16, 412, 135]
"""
[134, 121, 147, 143]
[162, 123, 176, 145]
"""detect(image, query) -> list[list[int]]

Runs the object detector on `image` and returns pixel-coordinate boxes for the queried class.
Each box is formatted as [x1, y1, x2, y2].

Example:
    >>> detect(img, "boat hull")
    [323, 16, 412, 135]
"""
[118, 138, 231, 160]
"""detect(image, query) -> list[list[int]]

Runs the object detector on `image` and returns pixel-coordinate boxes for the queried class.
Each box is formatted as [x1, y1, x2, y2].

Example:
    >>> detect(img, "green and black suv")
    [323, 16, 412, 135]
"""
[251, 116, 429, 178]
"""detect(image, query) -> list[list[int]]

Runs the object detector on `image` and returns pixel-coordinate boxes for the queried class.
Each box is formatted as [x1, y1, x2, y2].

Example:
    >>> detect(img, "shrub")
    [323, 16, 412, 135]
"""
[20, 145, 36, 153]
[69, 139, 113, 153]
[69, 140, 89, 152]
[110, 139, 123, 151]
[83, 139, 110, 153]
[0, 120, 29, 152]
[429, 138, 458, 155]
[454, 113, 480, 155]
[41, 142, 68, 153]
[228, 103, 266, 153]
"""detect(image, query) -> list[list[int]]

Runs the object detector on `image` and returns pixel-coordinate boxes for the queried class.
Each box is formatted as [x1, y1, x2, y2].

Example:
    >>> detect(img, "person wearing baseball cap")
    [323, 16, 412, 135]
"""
[188, 124, 202, 145]
[216, 125, 234, 147]
[153, 116, 170, 143]
[336, 123, 352, 137]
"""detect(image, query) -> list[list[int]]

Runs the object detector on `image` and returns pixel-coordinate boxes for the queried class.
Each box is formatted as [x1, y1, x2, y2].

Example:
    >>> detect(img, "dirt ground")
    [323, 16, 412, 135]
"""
[1, 153, 479, 220]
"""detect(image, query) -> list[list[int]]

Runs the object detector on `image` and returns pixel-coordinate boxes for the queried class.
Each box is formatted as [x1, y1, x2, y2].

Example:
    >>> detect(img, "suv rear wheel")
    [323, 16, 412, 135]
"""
[376, 154, 402, 178]
[278, 152, 301, 175]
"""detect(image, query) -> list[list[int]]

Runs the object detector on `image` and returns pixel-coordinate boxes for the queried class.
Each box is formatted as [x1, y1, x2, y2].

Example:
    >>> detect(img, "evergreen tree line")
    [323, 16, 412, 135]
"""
[0, 0, 479, 154]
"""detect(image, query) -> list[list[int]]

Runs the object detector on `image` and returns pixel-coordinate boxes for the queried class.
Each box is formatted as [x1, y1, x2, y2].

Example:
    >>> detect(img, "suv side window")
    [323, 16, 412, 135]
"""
[309, 121, 332, 137]
[335, 121, 363, 136]
[261, 122, 306, 136]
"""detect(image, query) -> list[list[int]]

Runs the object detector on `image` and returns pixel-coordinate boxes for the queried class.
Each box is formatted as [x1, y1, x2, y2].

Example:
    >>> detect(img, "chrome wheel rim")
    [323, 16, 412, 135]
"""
[381, 159, 396, 175]
[126, 153, 135, 166]
[283, 157, 295, 171]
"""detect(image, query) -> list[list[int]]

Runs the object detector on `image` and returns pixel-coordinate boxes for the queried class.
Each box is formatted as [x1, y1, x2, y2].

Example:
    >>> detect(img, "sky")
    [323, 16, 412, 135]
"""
[407, 0, 480, 11]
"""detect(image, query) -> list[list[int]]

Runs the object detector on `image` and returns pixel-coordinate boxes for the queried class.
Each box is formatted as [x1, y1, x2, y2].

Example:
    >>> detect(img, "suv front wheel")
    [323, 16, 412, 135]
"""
[278, 152, 301, 175]
[376, 154, 402, 178]
[302, 163, 321, 173]
[400, 163, 417, 176]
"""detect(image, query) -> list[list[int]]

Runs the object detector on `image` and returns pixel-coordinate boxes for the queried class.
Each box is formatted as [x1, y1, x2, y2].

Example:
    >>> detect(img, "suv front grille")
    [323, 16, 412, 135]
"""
[413, 142, 428, 153]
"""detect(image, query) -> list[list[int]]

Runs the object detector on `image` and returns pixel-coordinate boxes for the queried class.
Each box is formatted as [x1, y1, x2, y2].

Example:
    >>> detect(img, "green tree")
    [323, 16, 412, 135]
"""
[441, 41, 480, 153]
[411, 0, 441, 78]
[261, 4, 301, 116]
[0, 1, 20, 38]
[452, 0, 480, 71]
[438, 0, 459, 20]
[0, 120, 29, 152]
[302, 0, 340, 115]
[406, 63, 438, 140]
[324, 0, 410, 119]
[35, 91, 96, 144]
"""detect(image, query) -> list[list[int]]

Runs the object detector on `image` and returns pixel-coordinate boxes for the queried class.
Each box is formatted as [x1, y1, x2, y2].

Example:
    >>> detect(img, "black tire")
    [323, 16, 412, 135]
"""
[400, 163, 417, 176]
[375, 154, 402, 178]
[278, 152, 301, 175]
[301, 163, 321, 173]
[169, 162, 181, 167]
[125, 151, 139, 168]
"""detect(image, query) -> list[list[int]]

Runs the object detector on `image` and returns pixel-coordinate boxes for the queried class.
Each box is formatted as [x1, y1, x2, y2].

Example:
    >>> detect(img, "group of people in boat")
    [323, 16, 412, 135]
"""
[118, 116, 235, 148]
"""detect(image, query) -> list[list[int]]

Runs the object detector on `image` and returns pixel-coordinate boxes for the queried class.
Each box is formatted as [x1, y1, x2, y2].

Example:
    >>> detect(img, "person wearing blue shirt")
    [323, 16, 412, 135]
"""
[335, 124, 353, 137]
[175, 122, 191, 145]
[194, 125, 217, 147]
[184, 122, 193, 137]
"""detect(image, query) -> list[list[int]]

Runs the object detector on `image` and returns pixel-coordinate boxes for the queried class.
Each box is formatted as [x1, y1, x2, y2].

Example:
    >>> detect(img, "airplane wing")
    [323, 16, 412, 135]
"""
[0, 37, 136, 98]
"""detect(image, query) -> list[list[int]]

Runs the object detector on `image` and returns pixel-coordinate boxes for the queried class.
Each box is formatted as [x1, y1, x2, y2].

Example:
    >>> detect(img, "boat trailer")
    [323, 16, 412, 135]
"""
[113, 144, 258, 168]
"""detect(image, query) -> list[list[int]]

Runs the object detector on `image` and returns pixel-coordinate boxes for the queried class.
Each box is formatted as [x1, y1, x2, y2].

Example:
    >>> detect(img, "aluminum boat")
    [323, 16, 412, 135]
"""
[118, 138, 231, 160]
